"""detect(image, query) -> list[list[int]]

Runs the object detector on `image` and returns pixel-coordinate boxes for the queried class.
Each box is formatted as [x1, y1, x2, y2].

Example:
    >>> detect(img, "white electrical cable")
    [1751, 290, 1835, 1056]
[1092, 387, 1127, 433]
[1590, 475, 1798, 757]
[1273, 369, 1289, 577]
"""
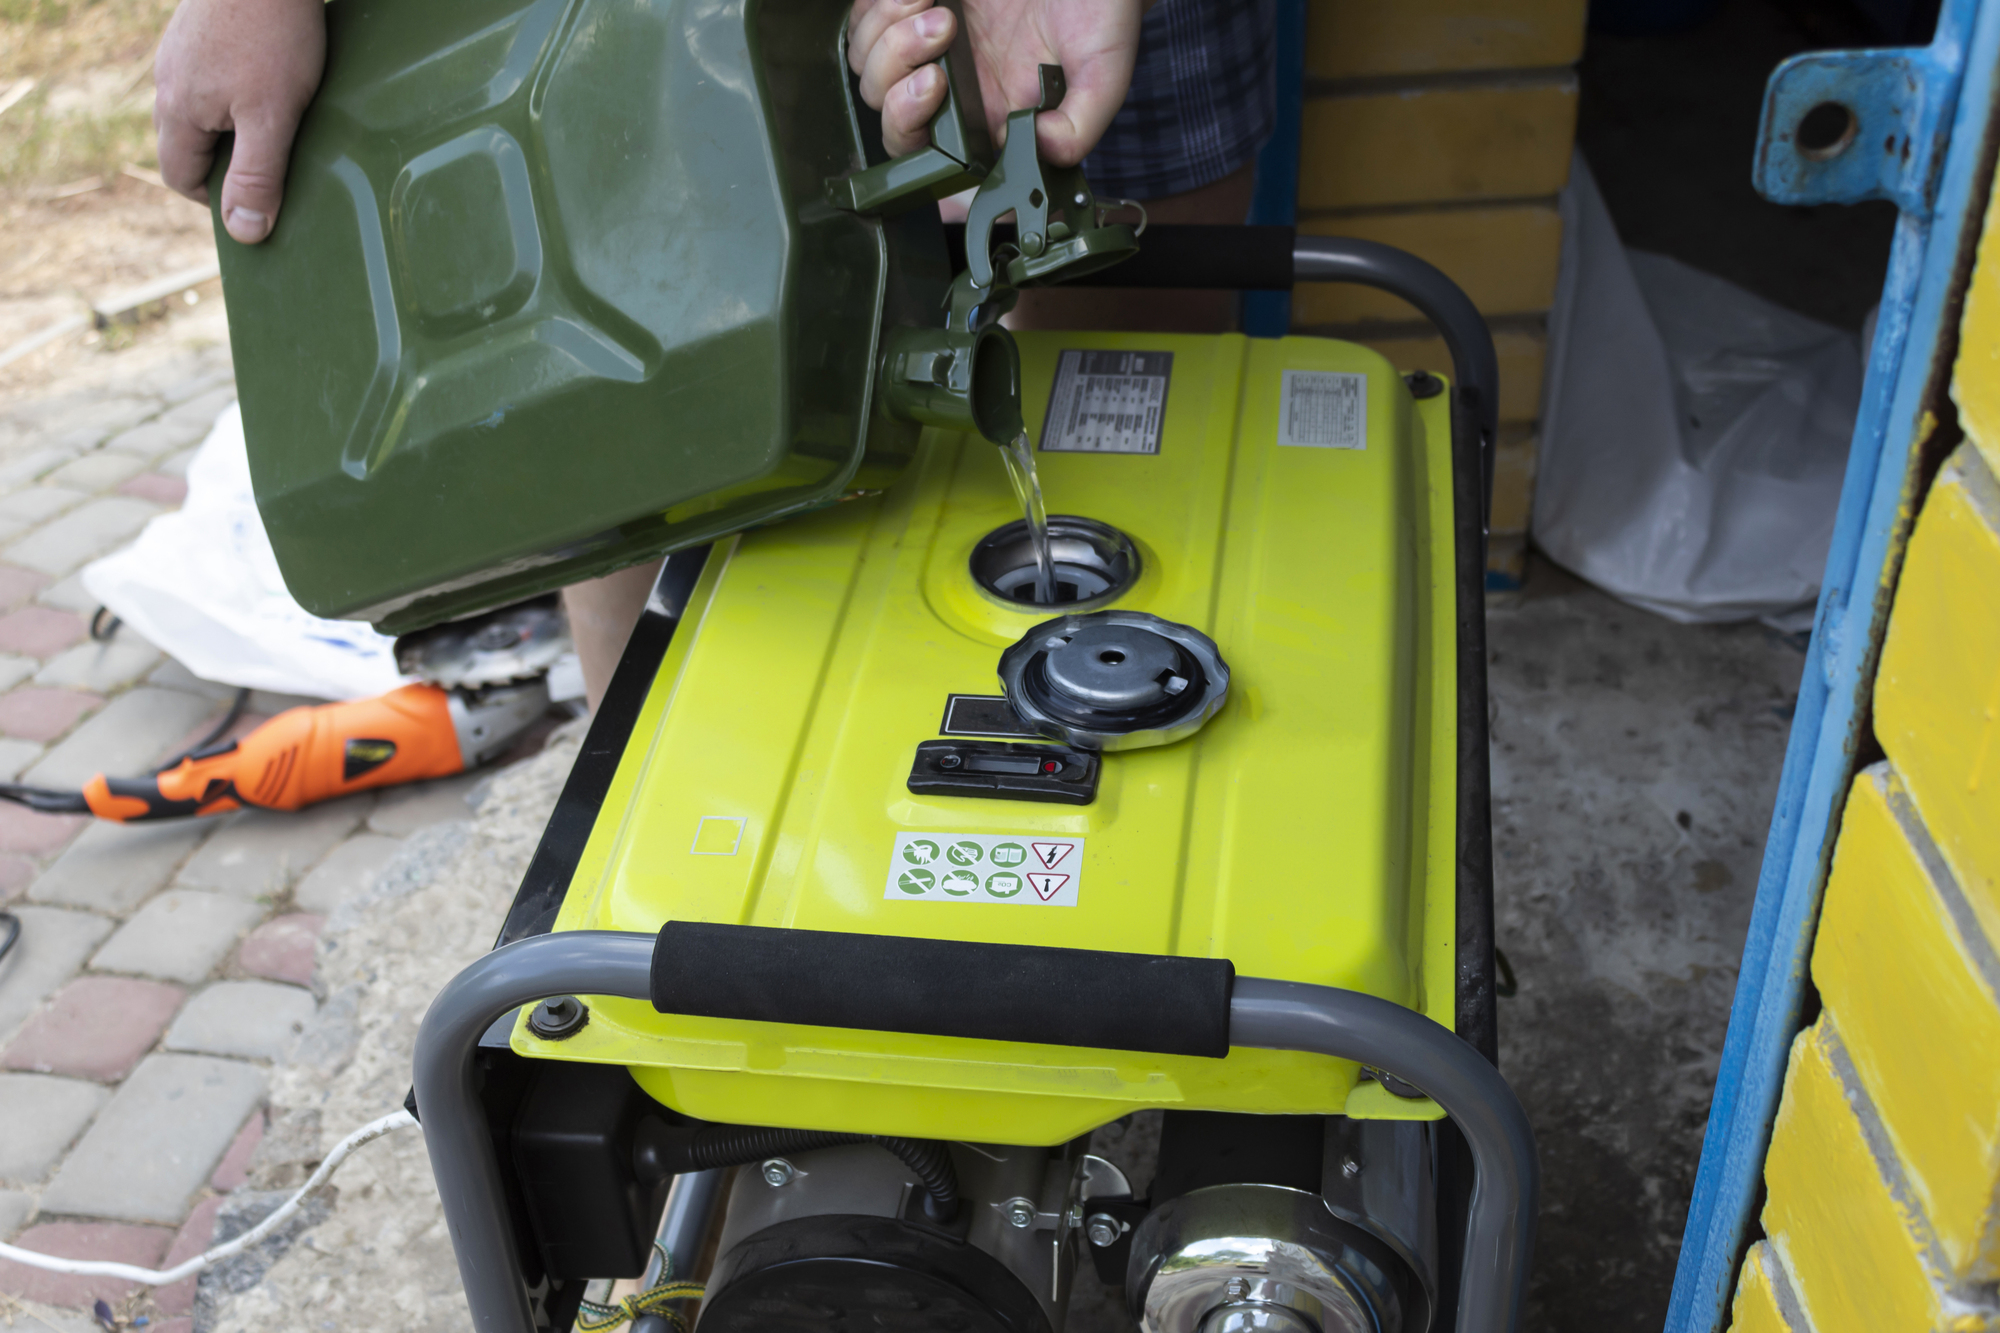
[0, 1109, 417, 1284]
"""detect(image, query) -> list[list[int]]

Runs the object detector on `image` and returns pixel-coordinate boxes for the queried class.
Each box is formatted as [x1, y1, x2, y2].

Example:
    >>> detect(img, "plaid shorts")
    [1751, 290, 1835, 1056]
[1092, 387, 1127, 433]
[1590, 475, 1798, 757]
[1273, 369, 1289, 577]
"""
[1082, 0, 1277, 202]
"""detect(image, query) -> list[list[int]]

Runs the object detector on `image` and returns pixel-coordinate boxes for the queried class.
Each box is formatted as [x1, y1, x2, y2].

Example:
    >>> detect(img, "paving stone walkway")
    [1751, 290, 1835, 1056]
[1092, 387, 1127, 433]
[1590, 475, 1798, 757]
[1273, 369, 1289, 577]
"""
[0, 308, 489, 1331]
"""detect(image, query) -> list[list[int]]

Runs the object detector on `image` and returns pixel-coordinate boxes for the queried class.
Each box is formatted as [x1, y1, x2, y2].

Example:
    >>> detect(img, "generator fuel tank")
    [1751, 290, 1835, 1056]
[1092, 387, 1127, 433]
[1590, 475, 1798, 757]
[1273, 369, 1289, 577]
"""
[508, 331, 1464, 1144]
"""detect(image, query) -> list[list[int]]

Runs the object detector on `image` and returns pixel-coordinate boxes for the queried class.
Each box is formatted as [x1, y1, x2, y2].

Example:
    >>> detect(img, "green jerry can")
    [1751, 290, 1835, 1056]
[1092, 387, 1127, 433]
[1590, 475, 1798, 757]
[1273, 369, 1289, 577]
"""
[214, 0, 1136, 633]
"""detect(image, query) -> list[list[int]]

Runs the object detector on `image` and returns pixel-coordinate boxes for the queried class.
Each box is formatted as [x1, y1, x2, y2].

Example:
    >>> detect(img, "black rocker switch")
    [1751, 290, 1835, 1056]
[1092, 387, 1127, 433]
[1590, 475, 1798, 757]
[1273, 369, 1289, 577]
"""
[908, 740, 1101, 805]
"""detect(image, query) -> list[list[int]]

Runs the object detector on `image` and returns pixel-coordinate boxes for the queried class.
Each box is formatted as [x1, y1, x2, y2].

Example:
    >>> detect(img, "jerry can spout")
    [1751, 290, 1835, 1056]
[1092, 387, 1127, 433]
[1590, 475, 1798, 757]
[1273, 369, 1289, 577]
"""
[879, 320, 1024, 445]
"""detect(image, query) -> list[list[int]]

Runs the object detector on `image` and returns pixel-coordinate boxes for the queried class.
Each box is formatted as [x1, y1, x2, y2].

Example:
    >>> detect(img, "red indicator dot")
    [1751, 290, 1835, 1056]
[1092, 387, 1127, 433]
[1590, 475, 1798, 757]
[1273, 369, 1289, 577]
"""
[1043, 760, 1060, 773]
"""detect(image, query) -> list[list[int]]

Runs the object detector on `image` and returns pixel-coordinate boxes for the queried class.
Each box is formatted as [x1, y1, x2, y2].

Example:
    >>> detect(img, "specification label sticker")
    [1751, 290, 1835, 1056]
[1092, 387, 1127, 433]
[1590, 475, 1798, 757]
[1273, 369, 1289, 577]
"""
[885, 833, 1082, 906]
[1041, 350, 1173, 455]
[1277, 369, 1367, 450]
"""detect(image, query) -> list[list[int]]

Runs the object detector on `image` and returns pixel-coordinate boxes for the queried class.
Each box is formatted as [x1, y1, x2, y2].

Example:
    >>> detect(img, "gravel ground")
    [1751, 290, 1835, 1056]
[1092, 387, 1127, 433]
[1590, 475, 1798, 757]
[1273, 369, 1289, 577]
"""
[196, 726, 584, 1333]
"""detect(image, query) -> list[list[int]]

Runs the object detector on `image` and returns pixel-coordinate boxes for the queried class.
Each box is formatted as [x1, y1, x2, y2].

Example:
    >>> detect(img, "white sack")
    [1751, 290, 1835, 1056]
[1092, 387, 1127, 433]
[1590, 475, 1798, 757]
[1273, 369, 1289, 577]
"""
[82, 403, 410, 700]
[1534, 156, 1862, 627]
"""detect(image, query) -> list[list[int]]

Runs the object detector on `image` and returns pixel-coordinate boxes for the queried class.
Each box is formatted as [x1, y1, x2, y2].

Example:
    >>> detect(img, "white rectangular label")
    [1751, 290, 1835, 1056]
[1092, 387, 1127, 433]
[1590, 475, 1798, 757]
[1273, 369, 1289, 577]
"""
[1278, 369, 1367, 449]
[1041, 350, 1172, 454]
[885, 833, 1082, 906]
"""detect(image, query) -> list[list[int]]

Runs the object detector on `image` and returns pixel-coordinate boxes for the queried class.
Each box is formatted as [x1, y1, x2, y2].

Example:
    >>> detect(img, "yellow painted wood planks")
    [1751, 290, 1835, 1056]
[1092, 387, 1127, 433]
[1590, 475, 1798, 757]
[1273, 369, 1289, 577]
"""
[1489, 429, 1539, 535]
[1304, 0, 1588, 79]
[1299, 75, 1577, 212]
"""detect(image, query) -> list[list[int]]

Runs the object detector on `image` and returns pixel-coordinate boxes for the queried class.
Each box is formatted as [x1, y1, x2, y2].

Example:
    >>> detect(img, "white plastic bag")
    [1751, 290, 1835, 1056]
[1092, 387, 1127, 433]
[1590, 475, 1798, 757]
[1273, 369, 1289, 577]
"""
[1534, 156, 1861, 628]
[82, 404, 411, 700]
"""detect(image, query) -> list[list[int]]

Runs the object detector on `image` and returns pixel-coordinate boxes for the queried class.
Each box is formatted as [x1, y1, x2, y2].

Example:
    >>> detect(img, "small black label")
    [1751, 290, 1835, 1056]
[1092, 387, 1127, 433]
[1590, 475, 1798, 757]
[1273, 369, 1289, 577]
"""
[940, 694, 1039, 739]
[908, 740, 1099, 806]
[343, 738, 397, 781]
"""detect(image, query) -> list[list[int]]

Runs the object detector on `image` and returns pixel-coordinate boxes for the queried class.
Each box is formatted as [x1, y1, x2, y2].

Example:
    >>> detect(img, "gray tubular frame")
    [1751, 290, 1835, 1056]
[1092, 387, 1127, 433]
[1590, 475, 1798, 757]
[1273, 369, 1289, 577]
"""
[414, 933, 1537, 1333]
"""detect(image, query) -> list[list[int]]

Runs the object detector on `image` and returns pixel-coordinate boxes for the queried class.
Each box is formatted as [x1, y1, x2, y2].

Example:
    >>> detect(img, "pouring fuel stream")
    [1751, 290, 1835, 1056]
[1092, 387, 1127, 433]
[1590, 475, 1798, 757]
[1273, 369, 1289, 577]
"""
[998, 433, 1056, 603]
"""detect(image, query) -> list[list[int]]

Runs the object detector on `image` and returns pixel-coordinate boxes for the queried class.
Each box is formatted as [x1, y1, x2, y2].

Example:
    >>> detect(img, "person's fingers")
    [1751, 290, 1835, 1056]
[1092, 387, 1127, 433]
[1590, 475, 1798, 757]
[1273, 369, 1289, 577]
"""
[881, 64, 948, 154]
[848, 0, 933, 76]
[154, 112, 219, 205]
[1031, 54, 1134, 166]
[859, 4, 954, 108]
[217, 109, 299, 243]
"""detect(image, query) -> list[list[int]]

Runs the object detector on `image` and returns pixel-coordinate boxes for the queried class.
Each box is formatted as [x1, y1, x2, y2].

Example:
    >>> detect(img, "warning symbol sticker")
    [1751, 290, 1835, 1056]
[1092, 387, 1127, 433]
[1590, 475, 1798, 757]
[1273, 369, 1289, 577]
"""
[886, 833, 1081, 906]
[1026, 873, 1069, 901]
[1029, 842, 1073, 870]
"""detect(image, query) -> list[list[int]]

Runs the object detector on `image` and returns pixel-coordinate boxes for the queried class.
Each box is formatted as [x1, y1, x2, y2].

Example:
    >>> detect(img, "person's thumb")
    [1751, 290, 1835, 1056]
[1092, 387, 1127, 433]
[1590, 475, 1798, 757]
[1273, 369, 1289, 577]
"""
[217, 110, 299, 244]
[1033, 60, 1132, 168]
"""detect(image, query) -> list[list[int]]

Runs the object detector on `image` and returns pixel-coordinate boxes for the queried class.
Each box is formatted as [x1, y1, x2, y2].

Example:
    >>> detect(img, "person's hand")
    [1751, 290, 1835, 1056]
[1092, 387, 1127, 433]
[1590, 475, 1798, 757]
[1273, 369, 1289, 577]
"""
[847, 0, 1142, 167]
[153, 0, 326, 244]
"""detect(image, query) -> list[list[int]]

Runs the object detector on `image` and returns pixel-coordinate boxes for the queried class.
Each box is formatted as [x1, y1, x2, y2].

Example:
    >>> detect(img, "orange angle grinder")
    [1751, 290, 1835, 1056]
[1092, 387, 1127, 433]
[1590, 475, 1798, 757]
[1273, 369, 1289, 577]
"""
[0, 598, 569, 823]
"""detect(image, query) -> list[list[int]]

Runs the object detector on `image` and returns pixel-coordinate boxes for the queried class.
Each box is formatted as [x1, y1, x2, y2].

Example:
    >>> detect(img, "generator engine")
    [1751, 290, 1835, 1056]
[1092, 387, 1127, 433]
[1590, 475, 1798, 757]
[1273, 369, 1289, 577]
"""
[686, 1114, 1436, 1333]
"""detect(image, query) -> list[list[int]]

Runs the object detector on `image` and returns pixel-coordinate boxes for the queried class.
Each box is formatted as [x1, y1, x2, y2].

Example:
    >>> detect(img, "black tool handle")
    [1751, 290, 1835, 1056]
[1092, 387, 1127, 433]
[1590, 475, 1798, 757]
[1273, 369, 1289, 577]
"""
[651, 922, 1234, 1058]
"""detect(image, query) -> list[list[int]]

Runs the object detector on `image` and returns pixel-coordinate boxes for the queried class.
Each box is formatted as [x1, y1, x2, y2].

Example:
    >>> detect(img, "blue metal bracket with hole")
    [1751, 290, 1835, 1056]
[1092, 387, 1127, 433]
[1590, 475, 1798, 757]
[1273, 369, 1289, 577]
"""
[1754, 44, 1959, 215]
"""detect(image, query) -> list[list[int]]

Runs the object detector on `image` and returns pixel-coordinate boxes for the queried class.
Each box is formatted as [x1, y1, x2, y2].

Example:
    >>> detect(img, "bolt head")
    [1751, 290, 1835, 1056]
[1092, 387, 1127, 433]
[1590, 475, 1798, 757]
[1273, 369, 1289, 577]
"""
[939, 753, 963, 770]
[1003, 1197, 1036, 1228]
[760, 1158, 795, 1187]
[1085, 1214, 1120, 1247]
[1340, 1155, 1361, 1179]
[527, 995, 588, 1040]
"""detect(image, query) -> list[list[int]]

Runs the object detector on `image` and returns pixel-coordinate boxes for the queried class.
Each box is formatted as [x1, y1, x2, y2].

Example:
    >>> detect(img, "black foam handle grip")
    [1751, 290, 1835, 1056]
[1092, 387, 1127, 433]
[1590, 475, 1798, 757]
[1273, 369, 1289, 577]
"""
[943, 223, 1297, 290]
[652, 922, 1234, 1059]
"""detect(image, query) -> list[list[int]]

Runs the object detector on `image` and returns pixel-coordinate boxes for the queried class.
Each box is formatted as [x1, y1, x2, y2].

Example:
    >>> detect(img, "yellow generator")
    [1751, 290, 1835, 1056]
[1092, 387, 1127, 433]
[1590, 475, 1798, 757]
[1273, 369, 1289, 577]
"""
[224, 1, 1536, 1328]
[411, 301, 1534, 1333]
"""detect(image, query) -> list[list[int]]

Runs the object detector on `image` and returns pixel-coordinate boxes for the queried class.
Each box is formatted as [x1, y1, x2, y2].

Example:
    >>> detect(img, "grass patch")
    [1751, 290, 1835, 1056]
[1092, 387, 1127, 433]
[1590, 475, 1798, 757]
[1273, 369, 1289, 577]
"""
[0, 0, 178, 189]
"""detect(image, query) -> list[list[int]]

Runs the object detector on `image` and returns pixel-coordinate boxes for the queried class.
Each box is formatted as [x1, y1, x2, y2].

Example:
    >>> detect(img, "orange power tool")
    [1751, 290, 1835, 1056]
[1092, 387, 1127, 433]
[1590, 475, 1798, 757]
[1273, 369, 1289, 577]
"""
[0, 597, 565, 824]
[0, 680, 550, 823]
[81, 684, 467, 821]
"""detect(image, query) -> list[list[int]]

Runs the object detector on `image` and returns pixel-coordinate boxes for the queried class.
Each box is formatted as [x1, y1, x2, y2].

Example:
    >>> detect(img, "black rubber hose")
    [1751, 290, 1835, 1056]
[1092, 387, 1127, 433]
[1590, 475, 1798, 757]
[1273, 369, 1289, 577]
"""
[0, 911, 18, 966]
[677, 1126, 960, 1222]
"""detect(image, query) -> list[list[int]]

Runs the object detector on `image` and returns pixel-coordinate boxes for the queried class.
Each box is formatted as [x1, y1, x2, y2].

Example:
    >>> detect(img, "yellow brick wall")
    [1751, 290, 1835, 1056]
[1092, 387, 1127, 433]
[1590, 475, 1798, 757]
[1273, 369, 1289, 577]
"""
[1723, 173, 2000, 1326]
[1305, 0, 1587, 78]
[1872, 446, 2000, 935]
[1727, 1242, 1805, 1333]
[1810, 763, 2000, 1280]
[1297, 76, 1578, 213]
[1756, 1019, 1960, 1332]
[1296, 0, 1586, 580]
